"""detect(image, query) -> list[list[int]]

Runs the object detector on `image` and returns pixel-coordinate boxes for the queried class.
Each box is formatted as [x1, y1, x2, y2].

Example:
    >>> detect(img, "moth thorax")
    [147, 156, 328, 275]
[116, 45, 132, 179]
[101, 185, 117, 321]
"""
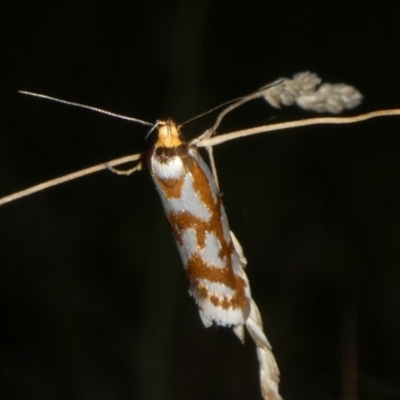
[156, 119, 184, 148]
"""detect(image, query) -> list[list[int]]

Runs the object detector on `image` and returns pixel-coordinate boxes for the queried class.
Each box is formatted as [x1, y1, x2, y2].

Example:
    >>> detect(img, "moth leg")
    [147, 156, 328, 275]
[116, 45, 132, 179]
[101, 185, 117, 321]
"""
[205, 146, 220, 191]
[106, 161, 142, 176]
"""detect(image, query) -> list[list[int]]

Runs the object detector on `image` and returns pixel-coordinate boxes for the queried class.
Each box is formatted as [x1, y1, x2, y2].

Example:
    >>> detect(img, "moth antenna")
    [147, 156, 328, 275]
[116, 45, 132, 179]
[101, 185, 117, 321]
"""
[208, 81, 283, 134]
[180, 95, 249, 126]
[18, 90, 153, 126]
[180, 81, 283, 127]
[145, 121, 161, 139]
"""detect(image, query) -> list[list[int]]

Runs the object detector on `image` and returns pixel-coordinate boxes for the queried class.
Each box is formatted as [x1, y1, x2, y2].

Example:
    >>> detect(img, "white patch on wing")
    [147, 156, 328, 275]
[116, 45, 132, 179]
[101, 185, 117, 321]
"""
[198, 279, 236, 297]
[231, 251, 242, 276]
[199, 299, 246, 327]
[198, 232, 226, 268]
[151, 156, 184, 180]
[176, 229, 198, 266]
[169, 173, 211, 220]
[190, 279, 249, 327]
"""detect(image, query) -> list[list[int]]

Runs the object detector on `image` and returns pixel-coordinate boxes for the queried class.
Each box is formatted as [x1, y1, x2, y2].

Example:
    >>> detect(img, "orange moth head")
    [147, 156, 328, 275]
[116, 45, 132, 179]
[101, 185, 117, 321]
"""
[156, 119, 184, 148]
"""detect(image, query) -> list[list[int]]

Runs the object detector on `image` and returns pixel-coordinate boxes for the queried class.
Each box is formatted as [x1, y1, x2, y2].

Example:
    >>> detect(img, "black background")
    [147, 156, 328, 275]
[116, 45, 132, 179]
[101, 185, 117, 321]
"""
[1, 2, 400, 400]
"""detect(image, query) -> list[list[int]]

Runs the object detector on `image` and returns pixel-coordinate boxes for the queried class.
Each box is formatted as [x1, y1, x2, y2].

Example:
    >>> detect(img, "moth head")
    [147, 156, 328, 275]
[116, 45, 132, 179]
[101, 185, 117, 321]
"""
[155, 119, 185, 148]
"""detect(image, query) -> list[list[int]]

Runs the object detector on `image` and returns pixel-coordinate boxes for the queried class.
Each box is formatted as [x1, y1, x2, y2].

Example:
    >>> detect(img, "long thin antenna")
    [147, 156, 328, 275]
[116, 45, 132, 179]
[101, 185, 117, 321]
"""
[180, 81, 282, 127]
[18, 91, 153, 126]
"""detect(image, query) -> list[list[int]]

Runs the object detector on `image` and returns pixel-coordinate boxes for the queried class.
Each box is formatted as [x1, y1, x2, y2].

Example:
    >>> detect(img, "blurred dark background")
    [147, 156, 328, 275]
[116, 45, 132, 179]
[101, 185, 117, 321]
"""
[1, 2, 400, 400]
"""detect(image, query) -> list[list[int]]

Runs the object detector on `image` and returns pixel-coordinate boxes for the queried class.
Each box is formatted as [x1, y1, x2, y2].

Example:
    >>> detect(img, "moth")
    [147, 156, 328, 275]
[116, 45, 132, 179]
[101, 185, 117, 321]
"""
[148, 118, 281, 399]
[2, 72, 399, 400]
